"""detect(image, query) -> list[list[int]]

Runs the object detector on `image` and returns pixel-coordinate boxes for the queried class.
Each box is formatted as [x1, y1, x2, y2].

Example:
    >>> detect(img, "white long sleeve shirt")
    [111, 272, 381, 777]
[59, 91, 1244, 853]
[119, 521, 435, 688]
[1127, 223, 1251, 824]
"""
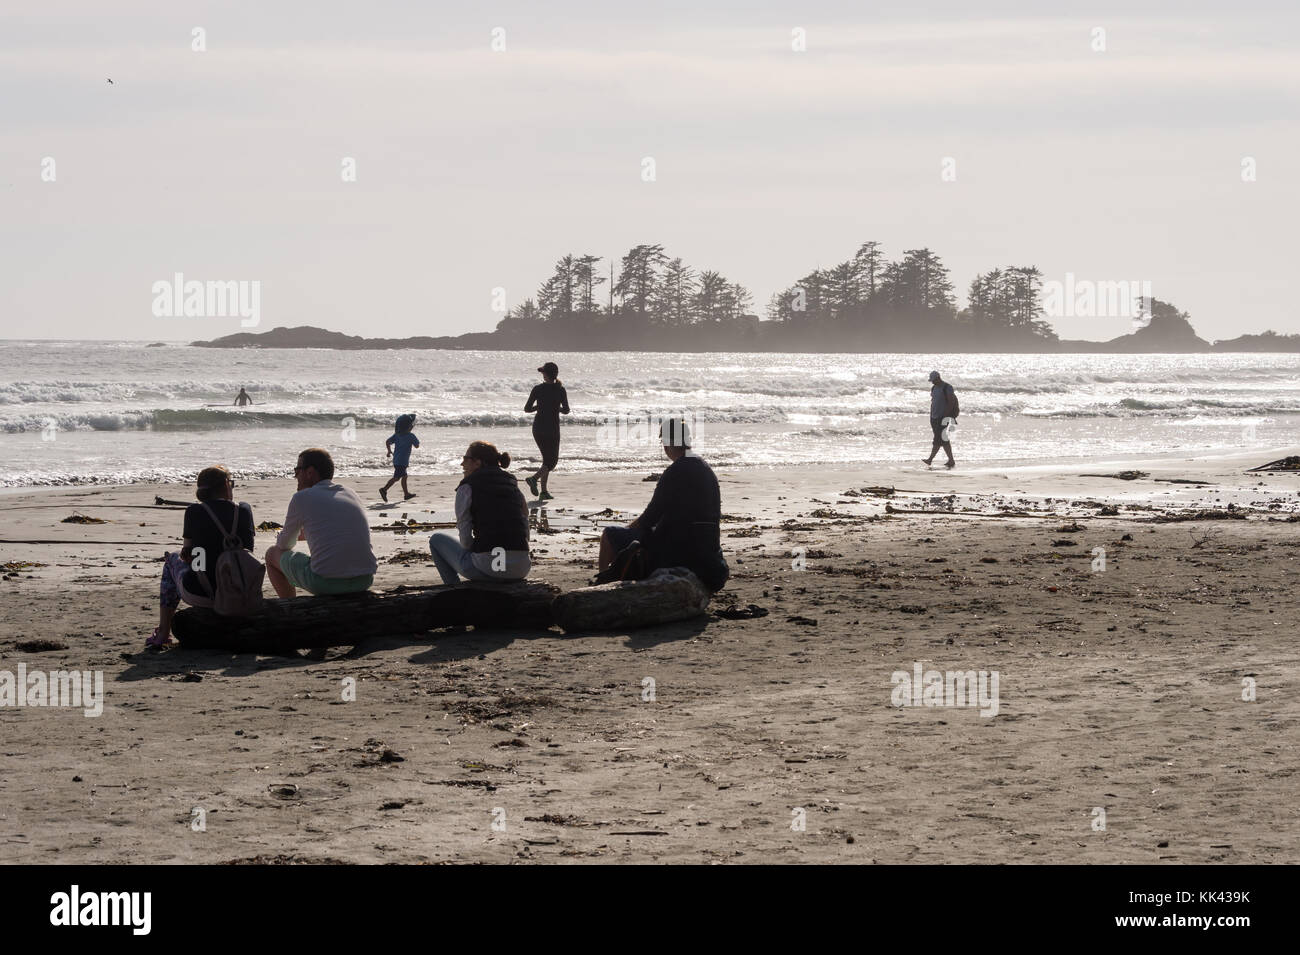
[275, 480, 378, 578]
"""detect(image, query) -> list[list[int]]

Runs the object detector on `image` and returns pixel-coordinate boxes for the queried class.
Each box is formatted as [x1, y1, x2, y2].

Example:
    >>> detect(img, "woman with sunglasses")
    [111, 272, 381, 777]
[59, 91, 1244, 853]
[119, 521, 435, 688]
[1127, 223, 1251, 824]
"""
[148, 465, 256, 647]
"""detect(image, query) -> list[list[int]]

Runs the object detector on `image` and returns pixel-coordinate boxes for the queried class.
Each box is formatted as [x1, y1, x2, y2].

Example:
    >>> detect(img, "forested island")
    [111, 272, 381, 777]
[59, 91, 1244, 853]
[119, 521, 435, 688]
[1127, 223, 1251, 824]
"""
[196, 242, 1300, 352]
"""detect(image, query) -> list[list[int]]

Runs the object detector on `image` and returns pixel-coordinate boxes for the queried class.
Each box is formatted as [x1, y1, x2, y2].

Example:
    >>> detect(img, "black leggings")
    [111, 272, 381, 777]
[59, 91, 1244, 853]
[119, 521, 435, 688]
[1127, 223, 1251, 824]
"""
[534, 429, 560, 470]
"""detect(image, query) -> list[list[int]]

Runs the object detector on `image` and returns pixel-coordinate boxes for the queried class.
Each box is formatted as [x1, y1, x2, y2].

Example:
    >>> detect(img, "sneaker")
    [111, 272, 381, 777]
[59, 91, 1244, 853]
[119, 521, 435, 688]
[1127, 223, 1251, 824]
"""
[922, 458, 933, 467]
[945, 460, 956, 470]
[379, 486, 388, 502]
[404, 493, 417, 500]
[539, 490, 554, 502]
[525, 475, 539, 497]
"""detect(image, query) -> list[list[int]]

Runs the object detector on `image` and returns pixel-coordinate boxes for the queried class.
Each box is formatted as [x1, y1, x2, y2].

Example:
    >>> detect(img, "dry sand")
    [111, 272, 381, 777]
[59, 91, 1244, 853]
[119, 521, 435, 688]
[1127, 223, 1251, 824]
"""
[1, 451, 1297, 863]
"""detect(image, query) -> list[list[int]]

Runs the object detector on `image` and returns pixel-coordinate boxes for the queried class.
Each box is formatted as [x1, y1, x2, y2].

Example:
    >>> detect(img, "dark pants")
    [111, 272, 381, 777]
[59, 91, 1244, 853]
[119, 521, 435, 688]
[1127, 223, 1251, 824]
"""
[533, 428, 560, 470]
[929, 417, 954, 462]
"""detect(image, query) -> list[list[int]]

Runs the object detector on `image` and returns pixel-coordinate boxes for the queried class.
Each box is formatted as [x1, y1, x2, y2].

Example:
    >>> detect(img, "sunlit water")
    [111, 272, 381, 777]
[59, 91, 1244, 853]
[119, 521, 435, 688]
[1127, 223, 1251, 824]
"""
[1, 342, 1297, 487]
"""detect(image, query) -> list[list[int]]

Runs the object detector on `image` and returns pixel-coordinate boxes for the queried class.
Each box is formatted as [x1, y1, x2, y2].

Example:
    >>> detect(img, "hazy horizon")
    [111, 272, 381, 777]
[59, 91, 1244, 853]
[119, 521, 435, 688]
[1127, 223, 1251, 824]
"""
[3, 0, 1297, 342]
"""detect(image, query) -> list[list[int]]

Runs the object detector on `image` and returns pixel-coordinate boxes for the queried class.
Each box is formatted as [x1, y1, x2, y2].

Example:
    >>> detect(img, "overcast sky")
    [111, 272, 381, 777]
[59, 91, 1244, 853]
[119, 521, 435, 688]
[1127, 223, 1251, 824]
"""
[2, 0, 1296, 343]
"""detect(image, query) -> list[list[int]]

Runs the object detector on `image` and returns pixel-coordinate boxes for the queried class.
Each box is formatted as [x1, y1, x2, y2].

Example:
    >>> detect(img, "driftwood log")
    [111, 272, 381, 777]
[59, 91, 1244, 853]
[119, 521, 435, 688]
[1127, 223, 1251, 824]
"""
[552, 567, 710, 633]
[172, 581, 559, 652]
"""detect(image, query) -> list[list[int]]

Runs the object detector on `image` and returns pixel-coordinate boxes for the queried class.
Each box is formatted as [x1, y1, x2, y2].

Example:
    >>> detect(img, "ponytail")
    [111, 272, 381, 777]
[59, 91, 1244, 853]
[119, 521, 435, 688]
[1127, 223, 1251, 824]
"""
[466, 441, 510, 470]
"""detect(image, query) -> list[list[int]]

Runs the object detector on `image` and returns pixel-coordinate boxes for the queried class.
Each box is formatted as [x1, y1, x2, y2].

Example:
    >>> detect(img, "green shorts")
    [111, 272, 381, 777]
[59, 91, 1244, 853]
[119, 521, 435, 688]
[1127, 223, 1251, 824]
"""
[279, 551, 373, 596]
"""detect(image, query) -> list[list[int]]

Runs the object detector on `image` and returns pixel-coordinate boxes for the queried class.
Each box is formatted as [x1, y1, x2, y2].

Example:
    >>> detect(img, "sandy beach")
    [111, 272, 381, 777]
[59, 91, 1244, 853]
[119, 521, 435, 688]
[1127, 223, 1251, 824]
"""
[1, 452, 1297, 864]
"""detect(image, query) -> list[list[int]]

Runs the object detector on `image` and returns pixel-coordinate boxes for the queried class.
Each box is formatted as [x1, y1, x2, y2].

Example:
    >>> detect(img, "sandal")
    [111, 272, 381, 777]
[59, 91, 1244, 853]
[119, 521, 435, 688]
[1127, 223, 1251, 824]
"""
[146, 627, 171, 648]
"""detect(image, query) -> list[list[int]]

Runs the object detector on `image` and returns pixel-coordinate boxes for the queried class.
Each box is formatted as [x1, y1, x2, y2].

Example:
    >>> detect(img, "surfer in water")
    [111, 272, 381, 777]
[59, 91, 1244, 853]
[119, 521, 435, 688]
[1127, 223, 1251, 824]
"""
[234, 387, 253, 407]
[523, 362, 569, 501]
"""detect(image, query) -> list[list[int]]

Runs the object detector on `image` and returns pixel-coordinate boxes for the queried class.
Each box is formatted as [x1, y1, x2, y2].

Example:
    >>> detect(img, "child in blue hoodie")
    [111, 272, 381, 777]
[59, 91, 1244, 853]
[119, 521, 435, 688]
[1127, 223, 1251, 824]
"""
[381, 413, 420, 502]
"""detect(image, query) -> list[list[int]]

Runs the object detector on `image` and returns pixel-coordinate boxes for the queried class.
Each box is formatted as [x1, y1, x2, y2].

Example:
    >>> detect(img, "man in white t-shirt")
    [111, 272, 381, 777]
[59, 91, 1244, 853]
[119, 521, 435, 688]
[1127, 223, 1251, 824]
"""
[265, 448, 378, 597]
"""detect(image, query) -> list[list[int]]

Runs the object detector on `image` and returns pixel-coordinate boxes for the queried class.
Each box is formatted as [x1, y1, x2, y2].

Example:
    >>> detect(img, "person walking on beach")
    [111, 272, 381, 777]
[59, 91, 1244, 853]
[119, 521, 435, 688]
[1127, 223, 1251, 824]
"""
[233, 387, 253, 407]
[427, 441, 531, 585]
[923, 370, 959, 469]
[148, 466, 256, 647]
[597, 417, 729, 593]
[523, 362, 569, 501]
[265, 448, 377, 597]
[380, 413, 419, 502]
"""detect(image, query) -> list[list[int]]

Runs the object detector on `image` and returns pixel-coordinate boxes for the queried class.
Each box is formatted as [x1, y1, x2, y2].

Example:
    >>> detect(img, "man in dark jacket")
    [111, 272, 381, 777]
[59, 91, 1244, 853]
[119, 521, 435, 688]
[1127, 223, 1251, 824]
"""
[923, 370, 958, 469]
[599, 418, 729, 592]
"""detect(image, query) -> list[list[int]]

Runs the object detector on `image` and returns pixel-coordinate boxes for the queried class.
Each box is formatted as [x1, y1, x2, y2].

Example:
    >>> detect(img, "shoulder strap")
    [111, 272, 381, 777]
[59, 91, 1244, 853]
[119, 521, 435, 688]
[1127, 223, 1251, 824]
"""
[198, 501, 242, 551]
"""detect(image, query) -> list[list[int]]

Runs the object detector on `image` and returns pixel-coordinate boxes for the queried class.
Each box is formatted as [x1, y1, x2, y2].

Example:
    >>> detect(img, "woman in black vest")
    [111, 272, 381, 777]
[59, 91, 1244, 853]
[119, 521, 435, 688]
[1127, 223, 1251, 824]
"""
[427, 441, 531, 585]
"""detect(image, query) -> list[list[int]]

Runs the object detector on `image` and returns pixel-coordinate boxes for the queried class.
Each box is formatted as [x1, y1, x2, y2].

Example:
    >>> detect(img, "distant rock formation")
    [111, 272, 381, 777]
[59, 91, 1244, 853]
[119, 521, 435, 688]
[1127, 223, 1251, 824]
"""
[193, 312, 1296, 353]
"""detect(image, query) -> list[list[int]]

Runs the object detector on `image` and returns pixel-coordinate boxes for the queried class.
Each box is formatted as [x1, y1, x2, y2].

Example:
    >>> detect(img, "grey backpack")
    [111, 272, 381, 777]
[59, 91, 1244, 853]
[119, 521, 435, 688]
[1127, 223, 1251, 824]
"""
[197, 502, 265, 616]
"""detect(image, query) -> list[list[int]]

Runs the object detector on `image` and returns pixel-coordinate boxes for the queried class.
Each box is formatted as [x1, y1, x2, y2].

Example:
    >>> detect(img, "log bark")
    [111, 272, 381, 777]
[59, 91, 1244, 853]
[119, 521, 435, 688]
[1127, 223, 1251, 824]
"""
[172, 581, 559, 652]
[552, 567, 710, 633]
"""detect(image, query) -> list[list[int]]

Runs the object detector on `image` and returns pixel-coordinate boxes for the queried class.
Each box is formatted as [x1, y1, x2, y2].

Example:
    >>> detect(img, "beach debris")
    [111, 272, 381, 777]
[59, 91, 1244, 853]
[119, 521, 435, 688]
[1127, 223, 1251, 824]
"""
[61, 514, 107, 524]
[267, 784, 299, 800]
[1150, 507, 1248, 523]
[1050, 539, 1078, 547]
[1154, 478, 1211, 485]
[727, 526, 761, 537]
[154, 496, 191, 507]
[15, 638, 67, 652]
[372, 518, 452, 533]
[842, 486, 895, 498]
[1080, 471, 1148, 481]
[378, 749, 405, 763]
[256, 520, 283, 531]
[714, 603, 769, 620]
[525, 813, 587, 827]
[1097, 505, 1121, 516]
[2, 561, 46, 573]
[1055, 523, 1084, 533]
[786, 615, 818, 627]
[980, 556, 999, 563]
[387, 549, 433, 564]
[897, 604, 927, 614]
[448, 691, 557, 724]
[642, 472, 661, 482]
[223, 854, 348, 865]
[810, 507, 856, 520]
[380, 800, 407, 810]
[1247, 455, 1300, 472]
